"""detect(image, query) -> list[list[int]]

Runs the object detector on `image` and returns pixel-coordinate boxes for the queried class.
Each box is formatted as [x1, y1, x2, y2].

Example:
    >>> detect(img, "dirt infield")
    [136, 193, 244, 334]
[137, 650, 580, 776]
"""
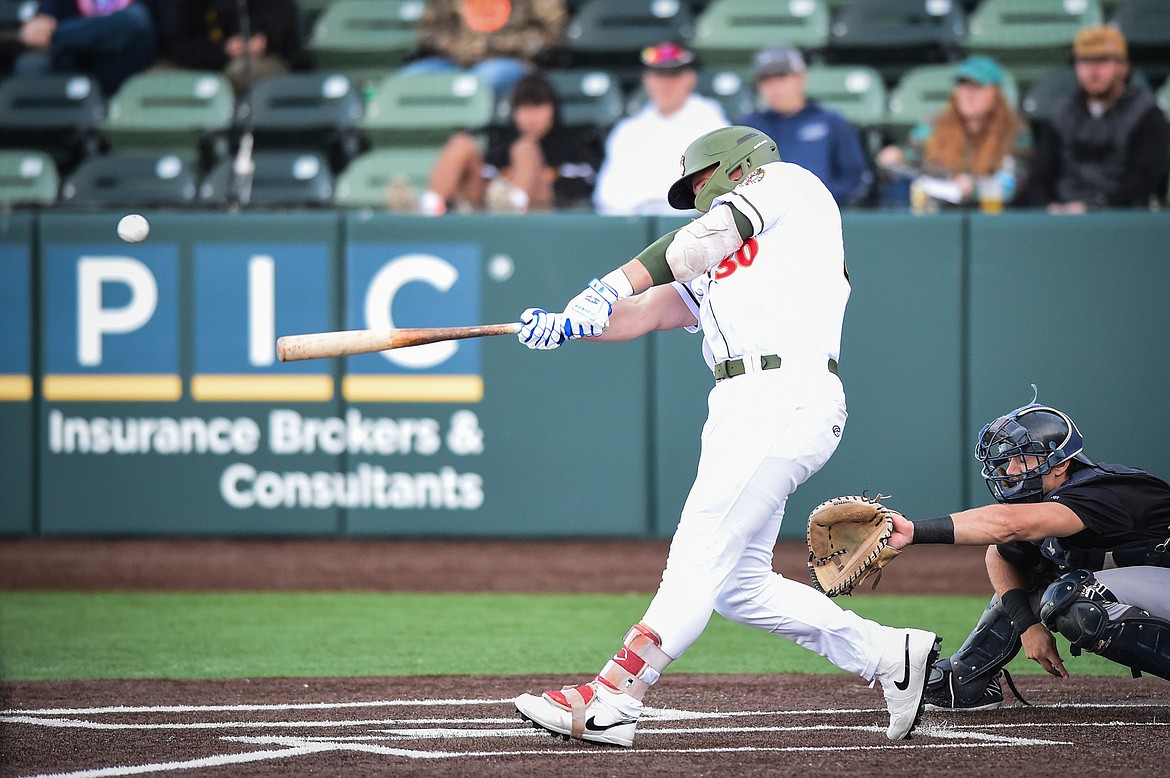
[3, 539, 1168, 776]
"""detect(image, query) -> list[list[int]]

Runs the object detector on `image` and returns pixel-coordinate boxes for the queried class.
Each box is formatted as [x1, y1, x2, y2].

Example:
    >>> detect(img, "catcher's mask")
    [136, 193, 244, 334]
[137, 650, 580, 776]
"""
[667, 126, 780, 213]
[975, 397, 1092, 504]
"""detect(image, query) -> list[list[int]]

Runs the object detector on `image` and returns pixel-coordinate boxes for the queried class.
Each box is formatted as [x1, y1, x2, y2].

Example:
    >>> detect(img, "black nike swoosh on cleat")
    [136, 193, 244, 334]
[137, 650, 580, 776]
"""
[894, 634, 912, 691]
[584, 715, 637, 732]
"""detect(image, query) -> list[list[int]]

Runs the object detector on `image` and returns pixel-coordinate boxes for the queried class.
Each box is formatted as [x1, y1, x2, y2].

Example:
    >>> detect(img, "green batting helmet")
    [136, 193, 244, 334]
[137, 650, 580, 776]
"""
[667, 126, 781, 212]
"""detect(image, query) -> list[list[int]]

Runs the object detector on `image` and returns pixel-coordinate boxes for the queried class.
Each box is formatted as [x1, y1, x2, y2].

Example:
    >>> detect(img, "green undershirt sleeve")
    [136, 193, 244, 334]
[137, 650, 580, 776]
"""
[633, 205, 755, 287]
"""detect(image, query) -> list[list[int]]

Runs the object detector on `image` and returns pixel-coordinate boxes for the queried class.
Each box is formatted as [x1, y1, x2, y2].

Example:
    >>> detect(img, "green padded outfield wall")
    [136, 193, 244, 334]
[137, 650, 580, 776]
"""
[37, 212, 345, 535]
[650, 214, 967, 538]
[965, 212, 1170, 507]
[0, 214, 35, 534]
[340, 212, 651, 537]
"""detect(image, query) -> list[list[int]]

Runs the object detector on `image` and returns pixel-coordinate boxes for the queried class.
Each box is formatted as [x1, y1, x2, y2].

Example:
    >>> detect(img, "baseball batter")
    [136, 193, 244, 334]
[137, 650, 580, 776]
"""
[513, 126, 940, 747]
[887, 397, 1170, 710]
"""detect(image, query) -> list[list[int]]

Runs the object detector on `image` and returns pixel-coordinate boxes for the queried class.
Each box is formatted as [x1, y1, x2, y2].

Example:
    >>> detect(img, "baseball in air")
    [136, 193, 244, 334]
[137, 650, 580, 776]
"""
[117, 214, 150, 243]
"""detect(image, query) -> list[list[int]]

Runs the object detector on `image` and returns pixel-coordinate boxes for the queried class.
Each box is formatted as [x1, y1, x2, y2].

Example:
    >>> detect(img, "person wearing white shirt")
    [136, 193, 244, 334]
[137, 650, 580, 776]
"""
[592, 42, 729, 215]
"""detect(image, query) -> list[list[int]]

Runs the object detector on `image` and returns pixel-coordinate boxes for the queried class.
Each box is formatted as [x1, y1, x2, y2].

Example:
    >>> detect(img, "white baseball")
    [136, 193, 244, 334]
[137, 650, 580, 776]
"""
[117, 214, 150, 243]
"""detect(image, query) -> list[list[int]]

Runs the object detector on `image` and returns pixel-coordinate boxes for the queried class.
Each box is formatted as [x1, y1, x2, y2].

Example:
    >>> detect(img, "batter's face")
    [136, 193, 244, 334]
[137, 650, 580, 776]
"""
[690, 164, 743, 196]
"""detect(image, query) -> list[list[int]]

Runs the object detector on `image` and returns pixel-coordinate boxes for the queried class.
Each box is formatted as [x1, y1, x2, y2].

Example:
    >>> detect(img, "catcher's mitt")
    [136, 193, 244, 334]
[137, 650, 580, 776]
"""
[807, 494, 902, 597]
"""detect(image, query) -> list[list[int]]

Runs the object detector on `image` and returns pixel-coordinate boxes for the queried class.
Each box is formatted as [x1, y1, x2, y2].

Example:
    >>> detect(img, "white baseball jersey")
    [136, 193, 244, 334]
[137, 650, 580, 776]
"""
[670, 161, 849, 370]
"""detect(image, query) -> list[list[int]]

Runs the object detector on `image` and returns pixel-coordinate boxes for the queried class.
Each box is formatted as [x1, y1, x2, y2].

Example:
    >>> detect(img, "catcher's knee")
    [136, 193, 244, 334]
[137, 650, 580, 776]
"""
[1040, 570, 1170, 680]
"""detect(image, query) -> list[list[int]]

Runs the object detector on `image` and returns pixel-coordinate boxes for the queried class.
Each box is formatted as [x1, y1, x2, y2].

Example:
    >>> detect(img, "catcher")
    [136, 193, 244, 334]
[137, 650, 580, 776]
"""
[838, 393, 1170, 710]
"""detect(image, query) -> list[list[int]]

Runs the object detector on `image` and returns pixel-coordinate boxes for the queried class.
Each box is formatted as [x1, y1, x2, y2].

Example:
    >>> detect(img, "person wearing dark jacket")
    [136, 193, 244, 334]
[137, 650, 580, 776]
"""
[160, 0, 303, 95]
[15, 0, 168, 94]
[1028, 26, 1169, 213]
[738, 46, 871, 207]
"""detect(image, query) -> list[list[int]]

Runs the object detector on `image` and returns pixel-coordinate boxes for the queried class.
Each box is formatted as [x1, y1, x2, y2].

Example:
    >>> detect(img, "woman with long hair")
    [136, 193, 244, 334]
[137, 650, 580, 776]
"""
[878, 57, 1030, 209]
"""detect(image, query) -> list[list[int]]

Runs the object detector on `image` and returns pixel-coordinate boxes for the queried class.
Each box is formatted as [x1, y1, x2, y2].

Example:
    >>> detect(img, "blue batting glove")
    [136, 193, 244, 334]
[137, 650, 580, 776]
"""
[562, 278, 619, 338]
[518, 307, 566, 350]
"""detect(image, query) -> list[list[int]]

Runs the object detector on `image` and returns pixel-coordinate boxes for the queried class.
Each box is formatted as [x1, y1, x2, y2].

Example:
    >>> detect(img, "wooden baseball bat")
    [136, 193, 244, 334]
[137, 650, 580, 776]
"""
[276, 322, 521, 362]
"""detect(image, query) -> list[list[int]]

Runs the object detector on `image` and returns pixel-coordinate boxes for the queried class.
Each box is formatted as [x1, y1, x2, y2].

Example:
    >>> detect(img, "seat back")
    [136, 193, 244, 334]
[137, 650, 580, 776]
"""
[202, 151, 335, 208]
[540, 70, 626, 131]
[101, 71, 234, 163]
[827, 0, 966, 78]
[361, 72, 494, 146]
[804, 65, 887, 128]
[1112, 0, 1170, 82]
[306, 0, 423, 70]
[693, 0, 830, 68]
[965, 0, 1103, 87]
[0, 149, 58, 207]
[565, 0, 697, 70]
[697, 69, 756, 121]
[59, 151, 199, 208]
[333, 146, 442, 208]
[248, 72, 366, 169]
[886, 62, 1020, 141]
[0, 74, 105, 169]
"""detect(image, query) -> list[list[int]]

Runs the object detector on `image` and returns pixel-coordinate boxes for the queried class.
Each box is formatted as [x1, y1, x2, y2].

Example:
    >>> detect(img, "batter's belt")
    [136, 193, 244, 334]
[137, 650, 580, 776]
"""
[713, 354, 839, 382]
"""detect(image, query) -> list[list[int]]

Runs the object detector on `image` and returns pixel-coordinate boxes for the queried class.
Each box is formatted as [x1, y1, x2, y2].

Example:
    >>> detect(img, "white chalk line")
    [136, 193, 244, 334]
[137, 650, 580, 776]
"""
[11, 696, 1168, 778]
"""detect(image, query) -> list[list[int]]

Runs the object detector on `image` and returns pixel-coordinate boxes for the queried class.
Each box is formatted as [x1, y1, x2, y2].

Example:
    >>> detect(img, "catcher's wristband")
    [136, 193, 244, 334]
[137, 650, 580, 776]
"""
[911, 516, 955, 544]
[1000, 587, 1040, 631]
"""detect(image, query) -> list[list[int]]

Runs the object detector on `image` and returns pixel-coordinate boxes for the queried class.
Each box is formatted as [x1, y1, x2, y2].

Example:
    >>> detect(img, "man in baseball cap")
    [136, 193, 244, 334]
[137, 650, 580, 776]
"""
[737, 45, 871, 206]
[592, 42, 729, 214]
[1028, 26, 1169, 212]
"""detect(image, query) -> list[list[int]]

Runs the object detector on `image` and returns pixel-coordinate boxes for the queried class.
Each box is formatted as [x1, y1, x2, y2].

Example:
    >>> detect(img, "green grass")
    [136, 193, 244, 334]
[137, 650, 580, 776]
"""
[0, 592, 1125, 681]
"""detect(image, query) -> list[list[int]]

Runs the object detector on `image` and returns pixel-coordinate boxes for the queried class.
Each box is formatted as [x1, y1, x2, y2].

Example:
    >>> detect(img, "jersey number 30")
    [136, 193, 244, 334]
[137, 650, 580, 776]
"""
[712, 238, 759, 280]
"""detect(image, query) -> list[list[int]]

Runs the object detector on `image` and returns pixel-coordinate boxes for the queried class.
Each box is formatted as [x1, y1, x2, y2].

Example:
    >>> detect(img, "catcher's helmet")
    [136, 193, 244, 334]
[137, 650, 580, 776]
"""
[974, 399, 1091, 504]
[667, 126, 781, 213]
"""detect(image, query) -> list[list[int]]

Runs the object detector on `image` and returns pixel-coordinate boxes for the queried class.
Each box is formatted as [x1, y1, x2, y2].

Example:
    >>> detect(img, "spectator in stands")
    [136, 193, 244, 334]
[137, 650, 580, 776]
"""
[398, 0, 566, 97]
[738, 46, 871, 207]
[390, 72, 599, 216]
[592, 42, 728, 216]
[159, 0, 304, 96]
[14, 0, 167, 94]
[876, 56, 1030, 211]
[1028, 26, 1169, 213]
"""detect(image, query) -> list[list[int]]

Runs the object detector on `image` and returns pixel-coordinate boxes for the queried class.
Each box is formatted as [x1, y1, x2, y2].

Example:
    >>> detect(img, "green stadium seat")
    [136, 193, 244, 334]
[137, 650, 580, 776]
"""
[59, 151, 199, 209]
[249, 72, 366, 171]
[826, 0, 966, 81]
[306, 0, 422, 71]
[0, 149, 58, 206]
[0, 74, 104, 171]
[360, 72, 493, 147]
[965, 0, 1104, 88]
[693, 0, 830, 69]
[564, 0, 697, 73]
[201, 151, 335, 208]
[886, 62, 1020, 142]
[0, 0, 36, 31]
[698, 69, 756, 121]
[100, 71, 234, 167]
[333, 147, 442, 208]
[805, 64, 887, 127]
[1111, 0, 1170, 83]
[543, 70, 626, 131]
[1157, 77, 1170, 119]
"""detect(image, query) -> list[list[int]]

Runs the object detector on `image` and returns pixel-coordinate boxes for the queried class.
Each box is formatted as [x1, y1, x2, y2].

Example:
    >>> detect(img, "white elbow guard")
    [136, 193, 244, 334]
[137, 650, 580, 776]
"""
[665, 205, 744, 282]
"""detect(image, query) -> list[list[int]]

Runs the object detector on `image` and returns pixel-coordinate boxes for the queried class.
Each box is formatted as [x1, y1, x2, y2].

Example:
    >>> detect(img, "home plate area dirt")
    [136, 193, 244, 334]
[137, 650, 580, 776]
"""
[3, 674, 1169, 777]
[2, 539, 1169, 776]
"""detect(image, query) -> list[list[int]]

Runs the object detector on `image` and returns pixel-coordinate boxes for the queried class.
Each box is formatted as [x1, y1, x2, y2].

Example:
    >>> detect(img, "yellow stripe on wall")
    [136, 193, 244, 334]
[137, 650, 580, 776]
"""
[191, 374, 334, 402]
[43, 375, 183, 402]
[343, 375, 484, 403]
[0, 375, 33, 401]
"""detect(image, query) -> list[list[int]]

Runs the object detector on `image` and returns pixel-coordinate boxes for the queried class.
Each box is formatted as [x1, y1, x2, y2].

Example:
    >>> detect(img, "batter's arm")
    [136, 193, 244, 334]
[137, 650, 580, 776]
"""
[591, 285, 697, 342]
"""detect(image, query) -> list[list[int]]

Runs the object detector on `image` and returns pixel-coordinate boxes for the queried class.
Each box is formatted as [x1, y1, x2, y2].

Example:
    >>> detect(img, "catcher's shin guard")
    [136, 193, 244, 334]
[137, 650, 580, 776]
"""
[1040, 569, 1170, 681]
[927, 596, 1023, 707]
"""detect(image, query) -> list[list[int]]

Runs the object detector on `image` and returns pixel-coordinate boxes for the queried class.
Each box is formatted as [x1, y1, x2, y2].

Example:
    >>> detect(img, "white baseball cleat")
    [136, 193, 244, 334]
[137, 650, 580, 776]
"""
[515, 681, 640, 747]
[875, 628, 942, 740]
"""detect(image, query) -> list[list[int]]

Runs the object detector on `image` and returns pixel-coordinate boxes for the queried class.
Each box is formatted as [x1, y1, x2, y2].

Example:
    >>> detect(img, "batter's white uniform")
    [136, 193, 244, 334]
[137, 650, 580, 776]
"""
[641, 161, 903, 679]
